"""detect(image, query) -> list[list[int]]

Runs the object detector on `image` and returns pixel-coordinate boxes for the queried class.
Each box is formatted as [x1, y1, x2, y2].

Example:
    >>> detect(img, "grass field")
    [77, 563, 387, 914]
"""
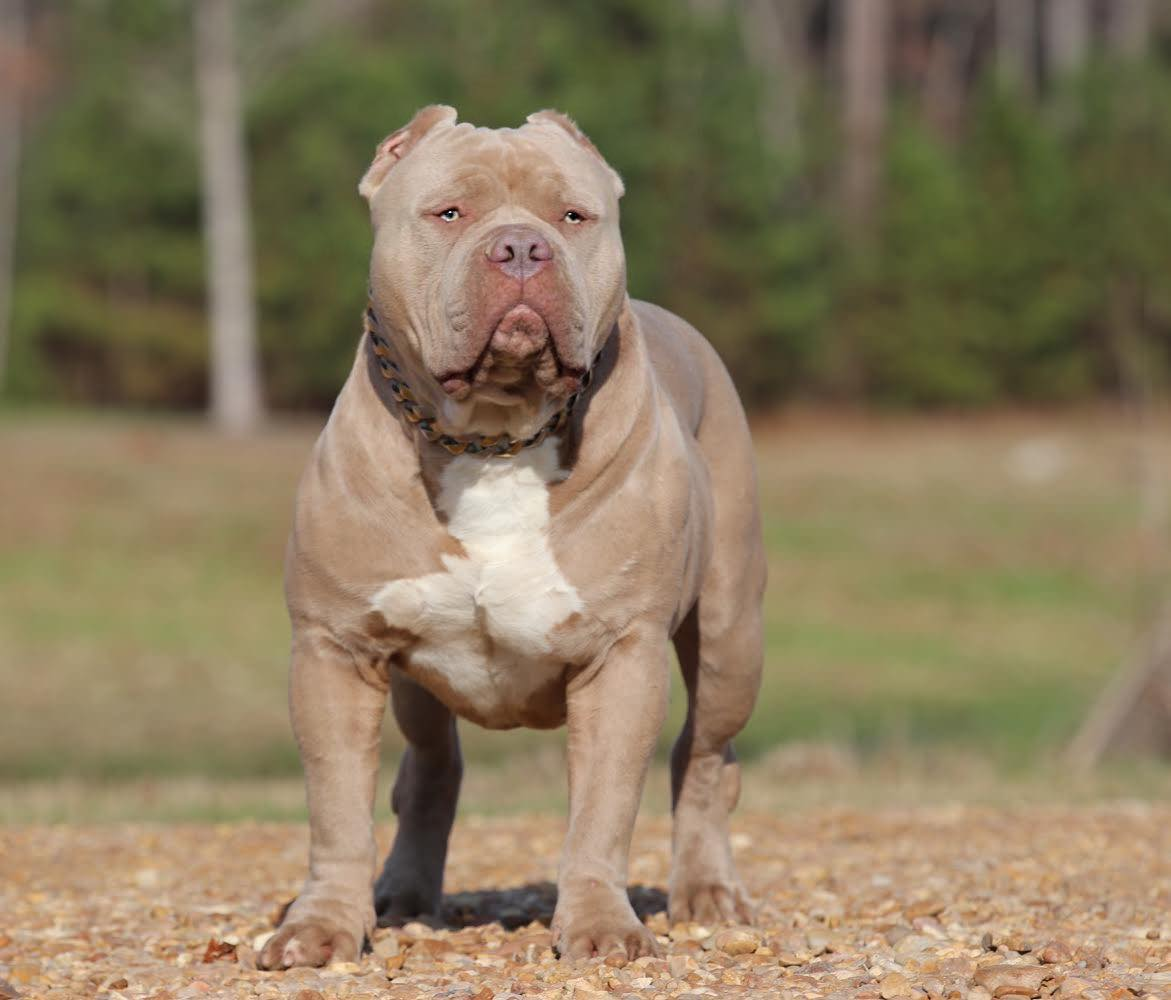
[1, 408, 1169, 818]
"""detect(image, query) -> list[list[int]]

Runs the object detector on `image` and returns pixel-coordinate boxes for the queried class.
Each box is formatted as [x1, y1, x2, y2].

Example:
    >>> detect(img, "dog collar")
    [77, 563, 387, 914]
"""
[363, 303, 597, 458]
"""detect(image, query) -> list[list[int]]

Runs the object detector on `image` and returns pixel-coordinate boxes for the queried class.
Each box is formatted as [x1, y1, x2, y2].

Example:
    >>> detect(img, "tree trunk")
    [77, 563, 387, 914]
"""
[1069, 281, 1171, 768]
[922, 0, 984, 141]
[996, 0, 1036, 93]
[1106, 0, 1151, 61]
[1067, 607, 1171, 767]
[737, 0, 808, 156]
[195, 0, 264, 433]
[841, 0, 889, 236]
[0, 0, 25, 393]
[1044, 0, 1091, 82]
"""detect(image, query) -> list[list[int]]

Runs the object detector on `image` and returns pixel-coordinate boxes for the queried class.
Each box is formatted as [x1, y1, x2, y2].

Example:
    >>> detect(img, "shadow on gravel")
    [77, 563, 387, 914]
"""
[391, 882, 669, 930]
[279, 883, 669, 938]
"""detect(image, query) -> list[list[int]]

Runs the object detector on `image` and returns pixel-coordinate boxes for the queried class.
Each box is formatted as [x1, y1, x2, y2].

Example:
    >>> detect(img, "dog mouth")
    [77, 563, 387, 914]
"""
[438, 304, 585, 404]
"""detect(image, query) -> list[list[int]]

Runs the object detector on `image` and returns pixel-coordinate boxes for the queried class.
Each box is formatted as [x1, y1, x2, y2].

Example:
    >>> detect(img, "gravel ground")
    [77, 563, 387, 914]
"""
[1, 807, 1169, 999]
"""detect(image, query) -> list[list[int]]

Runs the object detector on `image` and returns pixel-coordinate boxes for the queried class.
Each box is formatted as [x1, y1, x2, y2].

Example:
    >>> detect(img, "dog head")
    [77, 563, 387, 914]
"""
[360, 106, 626, 438]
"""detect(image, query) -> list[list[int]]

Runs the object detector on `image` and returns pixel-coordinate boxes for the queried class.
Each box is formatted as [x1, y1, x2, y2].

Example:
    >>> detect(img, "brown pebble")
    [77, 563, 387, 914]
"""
[880, 971, 912, 998]
[715, 927, 761, 956]
[7, 968, 36, 987]
[895, 934, 936, 956]
[805, 928, 831, 954]
[1039, 941, 1074, 965]
[0, 811, 1165, 999]
[371, 935, 401, 959]
[886, 925, 914, 947]
[973, 963, 1050, 997]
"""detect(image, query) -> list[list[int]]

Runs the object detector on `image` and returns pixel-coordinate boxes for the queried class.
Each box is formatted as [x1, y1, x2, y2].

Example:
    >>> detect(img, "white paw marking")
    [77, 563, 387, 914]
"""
[281, 938, 308, 967]
[372, 439, 581, 720]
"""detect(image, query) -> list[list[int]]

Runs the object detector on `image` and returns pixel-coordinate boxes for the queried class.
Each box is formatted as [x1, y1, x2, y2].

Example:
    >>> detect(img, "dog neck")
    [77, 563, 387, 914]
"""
[363, 303, 602, 459]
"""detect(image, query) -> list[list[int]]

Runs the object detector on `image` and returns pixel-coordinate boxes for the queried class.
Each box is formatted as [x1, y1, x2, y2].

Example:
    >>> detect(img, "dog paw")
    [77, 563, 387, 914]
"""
[373, 866, 442, 926]
[667, 873, 755, 925]
[552, 880, 660, 961]
[256, 897, 368, 970]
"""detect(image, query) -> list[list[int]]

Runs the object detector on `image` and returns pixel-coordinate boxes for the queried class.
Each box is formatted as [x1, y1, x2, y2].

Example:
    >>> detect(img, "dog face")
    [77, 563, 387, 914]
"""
[360, 106, 626, 436]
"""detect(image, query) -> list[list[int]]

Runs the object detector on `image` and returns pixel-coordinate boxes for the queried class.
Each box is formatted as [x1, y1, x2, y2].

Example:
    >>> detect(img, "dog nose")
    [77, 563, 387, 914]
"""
[486, 226, 553, 280]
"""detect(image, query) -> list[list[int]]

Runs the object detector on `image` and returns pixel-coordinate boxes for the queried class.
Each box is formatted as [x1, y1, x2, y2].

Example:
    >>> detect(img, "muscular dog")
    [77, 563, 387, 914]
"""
[258, 106, 765, 968]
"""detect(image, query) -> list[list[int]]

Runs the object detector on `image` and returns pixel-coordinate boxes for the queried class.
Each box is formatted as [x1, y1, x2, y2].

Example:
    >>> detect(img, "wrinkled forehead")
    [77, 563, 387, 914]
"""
[394, 123, 611, 214]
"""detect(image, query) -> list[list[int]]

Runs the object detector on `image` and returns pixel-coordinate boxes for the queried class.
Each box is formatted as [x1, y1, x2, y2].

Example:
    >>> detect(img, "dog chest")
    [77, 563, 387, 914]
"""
[370, 440, 580, 725]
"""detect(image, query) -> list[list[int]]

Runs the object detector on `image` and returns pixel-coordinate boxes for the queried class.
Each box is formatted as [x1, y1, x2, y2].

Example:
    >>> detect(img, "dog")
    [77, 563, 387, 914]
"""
[258, 106, 765, 968]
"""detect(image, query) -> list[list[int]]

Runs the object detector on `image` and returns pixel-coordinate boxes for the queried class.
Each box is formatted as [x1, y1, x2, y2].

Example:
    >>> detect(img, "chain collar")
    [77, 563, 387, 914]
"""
[364, 303, 597, 458]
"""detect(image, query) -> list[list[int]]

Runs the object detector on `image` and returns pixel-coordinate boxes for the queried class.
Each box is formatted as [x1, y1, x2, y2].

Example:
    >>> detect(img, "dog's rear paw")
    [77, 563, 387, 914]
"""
[668, 875, 755, 925]
[373, 856, 443, 926]
[374, 884, 441, 927]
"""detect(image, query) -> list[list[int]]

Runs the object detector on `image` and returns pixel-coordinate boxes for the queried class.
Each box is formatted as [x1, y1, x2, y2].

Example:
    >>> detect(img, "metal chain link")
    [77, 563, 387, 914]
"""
[364, 304, 593, 458]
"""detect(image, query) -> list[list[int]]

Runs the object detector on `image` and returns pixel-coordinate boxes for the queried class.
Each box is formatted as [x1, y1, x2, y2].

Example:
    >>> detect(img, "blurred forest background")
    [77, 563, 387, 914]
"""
[2, 0, 1169, 417]
[2, 0, 1171, 819]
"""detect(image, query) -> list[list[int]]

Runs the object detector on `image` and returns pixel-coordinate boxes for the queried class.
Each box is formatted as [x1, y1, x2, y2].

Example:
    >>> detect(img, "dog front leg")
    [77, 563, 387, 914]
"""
[259, 631, 386, 969]
[553, 629, 669, 960]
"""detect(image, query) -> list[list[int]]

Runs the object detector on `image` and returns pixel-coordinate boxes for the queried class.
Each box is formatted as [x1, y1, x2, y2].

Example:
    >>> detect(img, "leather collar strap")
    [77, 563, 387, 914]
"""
[364, 303, 596, 458]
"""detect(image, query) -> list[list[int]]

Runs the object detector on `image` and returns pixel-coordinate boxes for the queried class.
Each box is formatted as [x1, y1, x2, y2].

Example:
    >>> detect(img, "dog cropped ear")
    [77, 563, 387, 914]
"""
[359, 105, 458, 201]
[526, 109, 624, 199]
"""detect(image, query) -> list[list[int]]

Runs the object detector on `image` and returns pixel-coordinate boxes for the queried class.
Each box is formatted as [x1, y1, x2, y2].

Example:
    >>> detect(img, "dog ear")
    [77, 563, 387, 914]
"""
[526, 109, 624, 199]
[359, 105, 458, 201]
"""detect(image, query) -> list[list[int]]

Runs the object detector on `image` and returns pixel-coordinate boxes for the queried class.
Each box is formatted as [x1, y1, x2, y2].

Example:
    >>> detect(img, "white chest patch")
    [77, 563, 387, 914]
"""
[370, 439, 582, 722]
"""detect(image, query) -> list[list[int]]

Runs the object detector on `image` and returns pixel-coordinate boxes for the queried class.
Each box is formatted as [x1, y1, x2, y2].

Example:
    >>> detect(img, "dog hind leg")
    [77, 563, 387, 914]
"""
[374, 671, 463, 924]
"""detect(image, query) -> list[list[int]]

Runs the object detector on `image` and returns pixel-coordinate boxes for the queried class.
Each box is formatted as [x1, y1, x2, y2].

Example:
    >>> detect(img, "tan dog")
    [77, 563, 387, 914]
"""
[258, 106, 765, 969]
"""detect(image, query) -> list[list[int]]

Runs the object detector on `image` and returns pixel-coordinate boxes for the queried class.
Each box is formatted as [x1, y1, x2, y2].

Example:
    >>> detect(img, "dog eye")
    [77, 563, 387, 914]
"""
[437, 207, 461, 222]
[563, 210, 585, 224]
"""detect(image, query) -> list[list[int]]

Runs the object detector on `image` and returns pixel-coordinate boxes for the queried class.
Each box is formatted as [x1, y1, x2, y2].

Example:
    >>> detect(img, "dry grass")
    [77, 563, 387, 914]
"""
[4, 754, 1170, 825]
[1, 407, 1169, 814]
